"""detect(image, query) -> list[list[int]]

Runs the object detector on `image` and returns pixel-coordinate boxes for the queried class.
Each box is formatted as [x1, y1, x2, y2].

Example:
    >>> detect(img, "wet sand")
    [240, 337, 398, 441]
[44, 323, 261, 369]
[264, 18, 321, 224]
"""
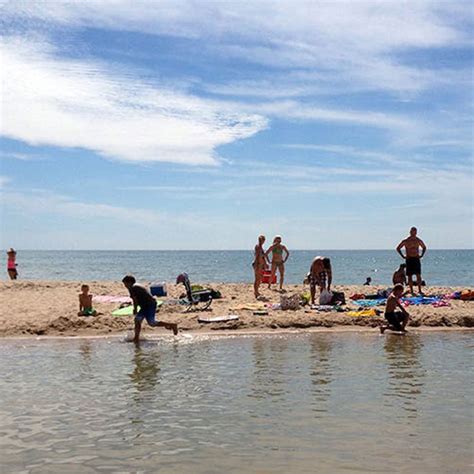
[1, 280, 473, 337]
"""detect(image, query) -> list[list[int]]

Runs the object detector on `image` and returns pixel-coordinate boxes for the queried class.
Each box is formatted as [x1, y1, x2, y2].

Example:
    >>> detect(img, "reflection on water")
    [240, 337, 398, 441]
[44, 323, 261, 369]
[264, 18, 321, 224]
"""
[383, 334, 426, 419]
[309, 335, 333, 415]
[249, 337, 289, 400]
[0, 333, 472, 474]
[129, 346, 162, 394]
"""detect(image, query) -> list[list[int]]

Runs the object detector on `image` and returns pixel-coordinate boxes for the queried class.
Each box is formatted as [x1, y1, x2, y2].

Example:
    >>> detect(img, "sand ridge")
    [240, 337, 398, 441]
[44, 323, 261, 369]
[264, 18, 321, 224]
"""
[1, 280, 473, 337]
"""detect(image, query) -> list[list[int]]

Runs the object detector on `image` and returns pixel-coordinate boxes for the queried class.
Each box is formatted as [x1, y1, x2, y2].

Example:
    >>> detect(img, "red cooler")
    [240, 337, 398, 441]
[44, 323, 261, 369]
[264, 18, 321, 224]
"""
[261, 270, 277, 284]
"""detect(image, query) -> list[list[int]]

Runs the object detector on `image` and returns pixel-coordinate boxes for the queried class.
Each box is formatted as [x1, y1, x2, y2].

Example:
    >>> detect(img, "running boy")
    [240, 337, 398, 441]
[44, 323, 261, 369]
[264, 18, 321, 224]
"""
[78, 284, 97, 316]
[380, 284, 410, 334]
[122, 275, 178, 343]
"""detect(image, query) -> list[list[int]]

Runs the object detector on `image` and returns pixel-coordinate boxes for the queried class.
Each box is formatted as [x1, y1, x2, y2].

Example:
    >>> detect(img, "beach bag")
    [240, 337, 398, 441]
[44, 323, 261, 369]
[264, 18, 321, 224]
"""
[319, 289, 333, 305]
[330, 291, 345, 305]
[280, 294, 300, 310]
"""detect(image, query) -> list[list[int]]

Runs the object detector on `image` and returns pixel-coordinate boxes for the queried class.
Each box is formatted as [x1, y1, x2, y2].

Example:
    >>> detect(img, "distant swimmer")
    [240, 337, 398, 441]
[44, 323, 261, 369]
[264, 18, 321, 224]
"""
[364, 277, 372, 286]
[7, 248, 18, 280]
[265, 236, 289, 291]
[396, 227, 427, 295]
[380, 284, 410, 334]
[309, 256, 332, 305]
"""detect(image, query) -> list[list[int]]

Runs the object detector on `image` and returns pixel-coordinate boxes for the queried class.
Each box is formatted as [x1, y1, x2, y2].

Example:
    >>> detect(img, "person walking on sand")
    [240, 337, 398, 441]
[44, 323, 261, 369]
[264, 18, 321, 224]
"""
[396, 227, 427, 295]
[6, 248, 18, 280]
[122, 275, 178, 343]
[309, 256, 332, 304]
[265, 236, 289, 291]
[252, 235, 268, 299]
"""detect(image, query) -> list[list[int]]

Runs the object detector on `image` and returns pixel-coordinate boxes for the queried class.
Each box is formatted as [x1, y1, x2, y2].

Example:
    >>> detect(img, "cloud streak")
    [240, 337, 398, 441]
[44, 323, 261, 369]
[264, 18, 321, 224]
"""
[1, 36, 267, 165]
[5, 0, 470, 97]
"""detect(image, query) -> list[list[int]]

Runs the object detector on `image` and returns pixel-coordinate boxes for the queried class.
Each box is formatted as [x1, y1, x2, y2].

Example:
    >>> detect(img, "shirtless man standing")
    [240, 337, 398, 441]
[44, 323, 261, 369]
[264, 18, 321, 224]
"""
[396, 227, 427, 295]
[309, 256, 332, 304]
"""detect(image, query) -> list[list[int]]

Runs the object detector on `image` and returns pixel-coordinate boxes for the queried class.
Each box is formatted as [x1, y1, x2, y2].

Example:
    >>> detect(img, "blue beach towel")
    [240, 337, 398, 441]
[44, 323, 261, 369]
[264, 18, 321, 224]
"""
[401, 296, 441, 305]
[353, 299, 387, 307]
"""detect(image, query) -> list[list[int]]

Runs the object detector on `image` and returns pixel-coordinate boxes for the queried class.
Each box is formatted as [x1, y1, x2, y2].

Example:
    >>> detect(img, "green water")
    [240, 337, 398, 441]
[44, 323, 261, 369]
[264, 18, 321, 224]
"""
[0, 332, 472, 473]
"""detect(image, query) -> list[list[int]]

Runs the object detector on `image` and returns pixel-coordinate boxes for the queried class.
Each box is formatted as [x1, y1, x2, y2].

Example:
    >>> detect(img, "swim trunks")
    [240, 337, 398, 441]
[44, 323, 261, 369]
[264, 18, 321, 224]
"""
[135, 300, 157, 325]
[309, 271, 327, 288]
[385, 311, 404, 331]
[406, 257, 421, 276]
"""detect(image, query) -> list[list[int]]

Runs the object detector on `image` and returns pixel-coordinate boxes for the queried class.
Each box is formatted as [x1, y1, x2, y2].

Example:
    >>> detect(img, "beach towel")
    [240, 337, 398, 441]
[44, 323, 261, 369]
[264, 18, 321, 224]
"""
[432, 301, 450, 308]
[112, 300, 163, 316]
[311, 305, 344, 312]
[198, 315, 239, 323]
[353, 299, 386, 307]
[93, 295, 132, 304]
[347, 309, 378, 317]
[402, 296, 441, 306]
[230, 303, 266, 311]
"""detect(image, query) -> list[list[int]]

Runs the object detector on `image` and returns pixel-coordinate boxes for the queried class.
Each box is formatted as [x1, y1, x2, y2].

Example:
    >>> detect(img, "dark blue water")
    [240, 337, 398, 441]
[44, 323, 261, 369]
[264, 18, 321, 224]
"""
[3, 250, 473, 286]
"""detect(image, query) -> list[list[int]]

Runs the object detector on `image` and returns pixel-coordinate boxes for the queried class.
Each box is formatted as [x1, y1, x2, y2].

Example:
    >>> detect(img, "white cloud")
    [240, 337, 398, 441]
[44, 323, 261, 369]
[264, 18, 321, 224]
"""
[0, 36, 267, 165]
[251, 101, 417, 133]
[4, 0, 470, 96]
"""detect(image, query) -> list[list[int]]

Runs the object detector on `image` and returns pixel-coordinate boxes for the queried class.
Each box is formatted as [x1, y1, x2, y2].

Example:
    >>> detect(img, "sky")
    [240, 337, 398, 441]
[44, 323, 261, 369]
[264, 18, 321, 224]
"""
[0, 0, 472, 250]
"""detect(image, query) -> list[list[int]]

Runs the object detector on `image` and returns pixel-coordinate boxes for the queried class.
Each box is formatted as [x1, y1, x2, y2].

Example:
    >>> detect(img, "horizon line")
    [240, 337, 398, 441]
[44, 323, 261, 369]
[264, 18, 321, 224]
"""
[10, 248, 474, 252]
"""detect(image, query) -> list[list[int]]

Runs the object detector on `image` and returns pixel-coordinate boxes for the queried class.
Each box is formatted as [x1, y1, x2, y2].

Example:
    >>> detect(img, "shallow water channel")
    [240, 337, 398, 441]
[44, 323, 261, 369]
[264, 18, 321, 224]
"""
[0, 332, 472, 473]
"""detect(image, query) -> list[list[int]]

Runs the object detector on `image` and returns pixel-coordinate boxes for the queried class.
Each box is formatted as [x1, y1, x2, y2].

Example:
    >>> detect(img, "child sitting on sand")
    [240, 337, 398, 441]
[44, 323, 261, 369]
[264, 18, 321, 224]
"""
[380, 284, 410, 334]
[78, 284, 97, 316]
[122, 275, 178, 343]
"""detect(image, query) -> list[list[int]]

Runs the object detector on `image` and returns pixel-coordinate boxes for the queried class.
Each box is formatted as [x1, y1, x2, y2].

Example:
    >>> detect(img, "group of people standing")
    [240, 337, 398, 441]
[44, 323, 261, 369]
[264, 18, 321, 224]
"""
[252, 227, 428, 301]
[252, 235, 290, 298]
[252, 235, 332, 303]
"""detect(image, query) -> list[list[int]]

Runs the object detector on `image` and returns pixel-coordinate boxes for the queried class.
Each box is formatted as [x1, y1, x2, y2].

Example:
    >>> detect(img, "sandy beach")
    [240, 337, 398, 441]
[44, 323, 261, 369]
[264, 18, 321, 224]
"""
[1, 280, 473, 337]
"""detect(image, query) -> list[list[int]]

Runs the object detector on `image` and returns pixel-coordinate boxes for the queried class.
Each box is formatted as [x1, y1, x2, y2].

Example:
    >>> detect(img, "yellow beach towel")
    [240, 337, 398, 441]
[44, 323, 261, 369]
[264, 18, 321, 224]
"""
[347, 309, 378, 317]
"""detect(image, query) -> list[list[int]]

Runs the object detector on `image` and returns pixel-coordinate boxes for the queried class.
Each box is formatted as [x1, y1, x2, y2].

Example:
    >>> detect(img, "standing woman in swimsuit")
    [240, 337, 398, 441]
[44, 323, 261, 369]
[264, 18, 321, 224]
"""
[7, 248, 18, 280]
[252, 235, 267, 298]
[265, 236, 289, 291]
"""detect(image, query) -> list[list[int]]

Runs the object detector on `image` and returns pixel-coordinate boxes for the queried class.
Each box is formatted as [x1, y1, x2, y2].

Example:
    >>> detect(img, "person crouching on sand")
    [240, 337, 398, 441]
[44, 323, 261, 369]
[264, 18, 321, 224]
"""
[122, 275, 178, 343]
[252, 234, 268, 298]
[265, 236, 289, 291]
[380, 284, 410, 334]
[7, 248, 18, 280]
[309, 256, 332, 304]
[78, 284, 98, 316]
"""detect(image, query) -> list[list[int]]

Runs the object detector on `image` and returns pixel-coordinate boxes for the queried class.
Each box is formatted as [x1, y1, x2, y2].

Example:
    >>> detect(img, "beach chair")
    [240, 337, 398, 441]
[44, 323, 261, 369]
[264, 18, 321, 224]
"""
[176, 273, 213, 312]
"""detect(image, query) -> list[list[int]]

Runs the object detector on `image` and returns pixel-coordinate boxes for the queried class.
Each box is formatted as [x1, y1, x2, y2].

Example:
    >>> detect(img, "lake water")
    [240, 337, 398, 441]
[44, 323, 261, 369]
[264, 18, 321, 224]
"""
[0, 332, 472, 473]
[3, 249, 474, 286]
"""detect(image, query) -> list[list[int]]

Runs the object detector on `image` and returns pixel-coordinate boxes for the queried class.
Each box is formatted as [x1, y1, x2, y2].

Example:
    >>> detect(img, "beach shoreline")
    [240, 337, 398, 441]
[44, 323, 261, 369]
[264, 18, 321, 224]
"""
[1, 280, 473, 338]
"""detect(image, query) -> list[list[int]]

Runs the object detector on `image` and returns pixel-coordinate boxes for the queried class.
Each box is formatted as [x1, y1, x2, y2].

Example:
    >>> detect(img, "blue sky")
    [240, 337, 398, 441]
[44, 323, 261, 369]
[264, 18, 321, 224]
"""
[0, 1, 472, 250]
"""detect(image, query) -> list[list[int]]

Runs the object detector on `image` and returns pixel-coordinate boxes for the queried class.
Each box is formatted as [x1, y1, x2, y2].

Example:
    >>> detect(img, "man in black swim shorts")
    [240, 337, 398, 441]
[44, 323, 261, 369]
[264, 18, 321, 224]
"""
[396, 227, 427, 295]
